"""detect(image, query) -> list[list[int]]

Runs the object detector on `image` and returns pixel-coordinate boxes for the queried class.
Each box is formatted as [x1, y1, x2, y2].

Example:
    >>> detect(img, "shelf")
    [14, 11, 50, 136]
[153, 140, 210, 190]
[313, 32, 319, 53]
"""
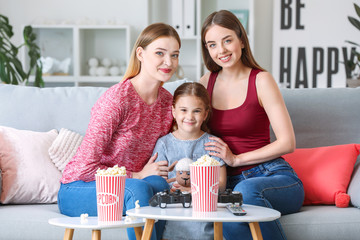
[22, 24, 130, 87]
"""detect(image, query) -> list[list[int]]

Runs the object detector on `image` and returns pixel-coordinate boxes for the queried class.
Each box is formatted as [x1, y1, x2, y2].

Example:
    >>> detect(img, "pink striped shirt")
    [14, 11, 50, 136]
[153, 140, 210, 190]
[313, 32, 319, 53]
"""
[61, 79, 173, 183]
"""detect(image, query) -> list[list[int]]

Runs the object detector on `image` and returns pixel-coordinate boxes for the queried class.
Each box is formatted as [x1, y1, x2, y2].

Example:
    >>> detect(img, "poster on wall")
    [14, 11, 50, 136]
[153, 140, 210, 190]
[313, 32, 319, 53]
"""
[272, 0, 360, 88]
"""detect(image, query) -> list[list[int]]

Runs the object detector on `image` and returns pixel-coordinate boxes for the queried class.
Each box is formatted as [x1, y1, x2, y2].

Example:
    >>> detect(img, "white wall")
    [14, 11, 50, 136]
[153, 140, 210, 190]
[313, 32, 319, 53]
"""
[253, 0, 274, 72]
[0, 0, 274, 72]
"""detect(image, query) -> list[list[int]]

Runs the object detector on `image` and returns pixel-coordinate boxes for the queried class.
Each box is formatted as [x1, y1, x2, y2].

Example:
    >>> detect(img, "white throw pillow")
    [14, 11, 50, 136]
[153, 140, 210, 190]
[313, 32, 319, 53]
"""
[48, 128, 83, 172]
[0, 126, 61, 204]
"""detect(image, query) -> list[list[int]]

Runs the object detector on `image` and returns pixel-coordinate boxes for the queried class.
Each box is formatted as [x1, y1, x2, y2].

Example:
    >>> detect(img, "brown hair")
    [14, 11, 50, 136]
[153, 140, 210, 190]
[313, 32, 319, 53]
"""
[172, 82, 211, 133]
[122, 23, 181, 81]
[201, 10, 264, 72]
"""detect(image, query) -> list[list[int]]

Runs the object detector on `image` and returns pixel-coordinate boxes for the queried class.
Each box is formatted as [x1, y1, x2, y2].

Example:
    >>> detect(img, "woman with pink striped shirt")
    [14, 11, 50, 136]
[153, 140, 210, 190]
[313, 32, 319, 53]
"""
[58, 23, 181, 240]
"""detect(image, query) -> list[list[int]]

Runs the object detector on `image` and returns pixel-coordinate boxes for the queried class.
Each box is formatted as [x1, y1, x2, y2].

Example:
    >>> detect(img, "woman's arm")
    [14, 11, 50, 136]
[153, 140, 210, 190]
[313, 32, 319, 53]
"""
[71, 93, 124, 179]
[205, 72, 295, 167]
[219, 165, 227, 192]
[132, 140, 170, 179]
[132, 153, 170, 179]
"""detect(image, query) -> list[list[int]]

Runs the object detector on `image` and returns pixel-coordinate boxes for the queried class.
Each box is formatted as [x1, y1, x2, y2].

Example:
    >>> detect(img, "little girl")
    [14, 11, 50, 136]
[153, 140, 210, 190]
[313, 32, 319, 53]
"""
[153, 82, 227, 240]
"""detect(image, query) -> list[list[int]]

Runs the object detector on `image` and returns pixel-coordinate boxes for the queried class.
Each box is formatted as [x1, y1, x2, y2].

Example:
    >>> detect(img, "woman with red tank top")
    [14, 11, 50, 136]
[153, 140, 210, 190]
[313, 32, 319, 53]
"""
[200, 10, 304, 240]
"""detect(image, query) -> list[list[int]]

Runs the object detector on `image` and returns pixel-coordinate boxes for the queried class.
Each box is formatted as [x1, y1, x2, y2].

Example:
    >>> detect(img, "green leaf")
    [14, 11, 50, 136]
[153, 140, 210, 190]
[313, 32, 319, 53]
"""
[0, 15, 14, 38]
[348, 16, 360, 31]
[354, 3, 360, 19]
[33, 63, 44, 87]
[345, 40, 360, 47]
[23, 25, 44, 86]
[0, 15, 44, 87]
[0, 54, 9, 83]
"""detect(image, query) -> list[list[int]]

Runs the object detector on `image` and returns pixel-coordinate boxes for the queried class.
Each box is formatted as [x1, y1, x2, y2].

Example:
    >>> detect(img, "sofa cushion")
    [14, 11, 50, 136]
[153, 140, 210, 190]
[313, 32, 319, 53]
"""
[48, 128, 83, 172]
[0, 126, 61, 204]
[280, 205, 360, 240]
[162, 78, 192, 94]
[0, 85, 107, 135]
[348, 161, 360, 208]
[283, 144, 360, 206]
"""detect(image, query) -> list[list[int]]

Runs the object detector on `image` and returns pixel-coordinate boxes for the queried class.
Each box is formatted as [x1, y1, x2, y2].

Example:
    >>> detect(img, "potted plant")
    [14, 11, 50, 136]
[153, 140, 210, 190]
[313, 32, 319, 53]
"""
[345, 3, 360, 87]
[0, 14, 44, 87]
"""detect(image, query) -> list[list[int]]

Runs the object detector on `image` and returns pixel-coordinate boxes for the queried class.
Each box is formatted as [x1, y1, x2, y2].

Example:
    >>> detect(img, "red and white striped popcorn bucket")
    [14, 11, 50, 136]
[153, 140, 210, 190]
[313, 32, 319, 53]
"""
[95, 174, 126, 222]
[190, 165, 220, 212]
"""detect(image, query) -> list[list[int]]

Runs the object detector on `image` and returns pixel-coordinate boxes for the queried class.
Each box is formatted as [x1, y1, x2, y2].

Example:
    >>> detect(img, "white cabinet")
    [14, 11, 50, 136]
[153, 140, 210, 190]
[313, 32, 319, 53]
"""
[149, 0, 254, 81]
[23, 25, 130, 87]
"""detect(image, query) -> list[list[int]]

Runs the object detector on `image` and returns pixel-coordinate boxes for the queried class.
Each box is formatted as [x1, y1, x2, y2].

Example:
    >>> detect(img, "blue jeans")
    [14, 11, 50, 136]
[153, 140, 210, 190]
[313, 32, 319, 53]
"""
[223, 158, 304, 240]
[58, 175, 169, 240]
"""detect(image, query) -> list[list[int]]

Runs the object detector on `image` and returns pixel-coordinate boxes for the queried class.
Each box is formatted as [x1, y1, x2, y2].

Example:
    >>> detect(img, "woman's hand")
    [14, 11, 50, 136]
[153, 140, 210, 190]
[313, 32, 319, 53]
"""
[204, 136, 237, 167]
[133, 153, 169, 179]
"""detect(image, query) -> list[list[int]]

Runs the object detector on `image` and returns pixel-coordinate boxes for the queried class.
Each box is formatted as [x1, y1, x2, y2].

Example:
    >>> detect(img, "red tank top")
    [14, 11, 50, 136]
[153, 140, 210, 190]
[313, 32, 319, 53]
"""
[207, 69, 270, 176]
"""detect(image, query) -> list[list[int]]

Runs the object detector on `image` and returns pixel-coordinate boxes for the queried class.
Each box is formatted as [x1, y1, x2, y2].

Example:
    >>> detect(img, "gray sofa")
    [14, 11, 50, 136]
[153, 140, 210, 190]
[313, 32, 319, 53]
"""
[0, 81, 359, 240]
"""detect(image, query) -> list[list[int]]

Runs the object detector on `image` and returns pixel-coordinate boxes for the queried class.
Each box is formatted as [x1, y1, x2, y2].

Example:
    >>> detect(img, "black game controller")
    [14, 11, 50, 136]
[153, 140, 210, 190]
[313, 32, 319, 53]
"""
[218, 189, 243, 205]
[149, 189, 243, 208]
[149, 189, 192, 208]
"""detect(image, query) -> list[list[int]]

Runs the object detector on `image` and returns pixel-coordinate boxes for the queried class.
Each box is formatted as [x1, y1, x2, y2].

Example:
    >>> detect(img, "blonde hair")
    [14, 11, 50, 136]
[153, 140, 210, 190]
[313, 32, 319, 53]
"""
[201, 10, 265, 72]
[172, 82, 211, 133]
[122, 23, 181, 81]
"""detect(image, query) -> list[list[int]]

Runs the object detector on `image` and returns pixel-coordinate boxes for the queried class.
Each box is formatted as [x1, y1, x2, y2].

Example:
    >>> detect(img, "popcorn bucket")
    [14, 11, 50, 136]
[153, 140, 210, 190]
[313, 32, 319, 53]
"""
[190, 165, 220, 212]
[95, 174, 126, 222]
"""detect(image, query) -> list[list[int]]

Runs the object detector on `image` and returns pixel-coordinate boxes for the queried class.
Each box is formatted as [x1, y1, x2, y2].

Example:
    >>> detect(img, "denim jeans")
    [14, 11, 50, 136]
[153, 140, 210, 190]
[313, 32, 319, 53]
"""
[223, 157, 304, 240]
[58, 175, 169, 240]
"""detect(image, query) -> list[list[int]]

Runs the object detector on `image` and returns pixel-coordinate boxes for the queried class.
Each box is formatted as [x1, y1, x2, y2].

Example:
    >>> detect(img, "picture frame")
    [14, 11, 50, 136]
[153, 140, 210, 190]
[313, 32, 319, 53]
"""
[230, 9, 249, 34]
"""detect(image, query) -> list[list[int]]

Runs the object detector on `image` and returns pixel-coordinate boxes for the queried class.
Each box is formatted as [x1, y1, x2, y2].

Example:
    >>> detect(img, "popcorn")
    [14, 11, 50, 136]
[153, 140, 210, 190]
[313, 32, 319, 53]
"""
[80, 213, 88, 224]
[135, 200, 140, 209]
[191, 154, 220, 166]
[124, 215, 138, 223]
[96, 165, 126, 176]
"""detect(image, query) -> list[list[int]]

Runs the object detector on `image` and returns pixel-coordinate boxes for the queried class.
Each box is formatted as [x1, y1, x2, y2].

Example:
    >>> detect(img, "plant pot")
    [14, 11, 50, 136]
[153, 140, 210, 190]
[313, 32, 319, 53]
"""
[346, 78, 360, 88]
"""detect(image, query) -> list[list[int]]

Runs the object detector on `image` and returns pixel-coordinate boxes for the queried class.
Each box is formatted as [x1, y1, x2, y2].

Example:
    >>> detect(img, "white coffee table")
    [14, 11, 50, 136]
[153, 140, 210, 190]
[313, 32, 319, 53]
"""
[126, 204, 280, 240]
[48, 216, 145, 240]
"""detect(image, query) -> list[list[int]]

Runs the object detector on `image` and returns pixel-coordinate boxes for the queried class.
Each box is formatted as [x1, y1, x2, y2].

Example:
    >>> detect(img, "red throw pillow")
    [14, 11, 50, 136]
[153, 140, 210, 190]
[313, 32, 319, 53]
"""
[283, 144, 360, 207]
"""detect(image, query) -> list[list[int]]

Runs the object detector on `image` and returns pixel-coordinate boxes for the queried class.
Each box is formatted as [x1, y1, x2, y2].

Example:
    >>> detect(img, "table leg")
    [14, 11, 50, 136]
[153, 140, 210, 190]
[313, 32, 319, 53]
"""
[92, 230, 101, 240]
[134, 226, 143, 240]
[63, 228, 74, 240]
[141, 219, 155, 240]
[248, 222, 263, 240]
[213, 222, 223, 240]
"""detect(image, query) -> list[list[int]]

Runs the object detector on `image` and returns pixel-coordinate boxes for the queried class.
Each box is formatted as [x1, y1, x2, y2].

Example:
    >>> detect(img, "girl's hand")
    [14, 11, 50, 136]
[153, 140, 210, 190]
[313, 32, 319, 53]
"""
[204, 136, 237, 167]
[134, 153, 169, 179]
[167, 177, 176, 183]
[171, 182, 191, 193]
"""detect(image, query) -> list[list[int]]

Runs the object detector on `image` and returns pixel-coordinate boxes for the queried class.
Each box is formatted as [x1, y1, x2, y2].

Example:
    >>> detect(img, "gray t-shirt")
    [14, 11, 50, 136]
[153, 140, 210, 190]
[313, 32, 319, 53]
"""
[153, 132, 225, 240]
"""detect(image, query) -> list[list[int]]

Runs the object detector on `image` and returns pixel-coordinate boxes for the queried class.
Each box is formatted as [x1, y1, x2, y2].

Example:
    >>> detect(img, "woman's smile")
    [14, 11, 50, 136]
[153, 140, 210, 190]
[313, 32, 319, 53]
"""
[159, 68, 172, 73]
[219, 54, 232, 63]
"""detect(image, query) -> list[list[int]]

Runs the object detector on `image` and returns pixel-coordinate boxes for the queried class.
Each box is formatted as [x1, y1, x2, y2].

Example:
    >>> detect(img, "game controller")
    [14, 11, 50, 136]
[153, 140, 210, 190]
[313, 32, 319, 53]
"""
[149, 189, 192, 208]
[149, 189, 243, 208]
[218, 189, 243, 205]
